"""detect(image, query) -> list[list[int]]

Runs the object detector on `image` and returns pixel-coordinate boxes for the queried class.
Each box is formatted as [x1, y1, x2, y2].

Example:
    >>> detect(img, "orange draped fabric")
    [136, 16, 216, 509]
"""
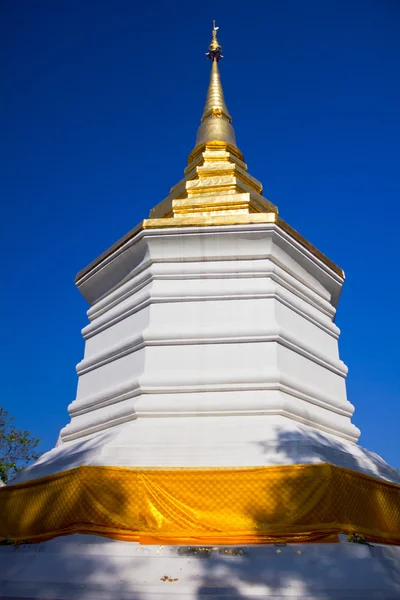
[1, 464, 400, 545]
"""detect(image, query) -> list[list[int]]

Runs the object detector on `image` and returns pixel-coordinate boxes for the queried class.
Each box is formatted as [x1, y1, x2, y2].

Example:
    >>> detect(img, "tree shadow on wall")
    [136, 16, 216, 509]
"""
[191, 426, 400, 599]
[0, 440, 145, 600]
[256, 426, 400, 483]
[1, 428, 400, 599]
[1, 535, 145, 600]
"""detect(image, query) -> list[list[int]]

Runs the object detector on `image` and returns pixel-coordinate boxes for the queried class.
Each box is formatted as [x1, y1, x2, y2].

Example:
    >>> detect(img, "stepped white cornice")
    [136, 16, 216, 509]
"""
[51, 222, 357, 449]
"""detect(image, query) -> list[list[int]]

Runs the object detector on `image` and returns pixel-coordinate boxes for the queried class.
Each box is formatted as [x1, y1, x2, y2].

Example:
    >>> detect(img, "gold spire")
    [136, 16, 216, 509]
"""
[142, 23, 343, 279]
[195, 21, 236, 148]
[147, 21, 278, 222]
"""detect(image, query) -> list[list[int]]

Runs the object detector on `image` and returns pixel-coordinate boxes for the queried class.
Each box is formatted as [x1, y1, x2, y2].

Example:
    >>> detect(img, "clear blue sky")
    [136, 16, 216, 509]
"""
[1, 1, 399, 467]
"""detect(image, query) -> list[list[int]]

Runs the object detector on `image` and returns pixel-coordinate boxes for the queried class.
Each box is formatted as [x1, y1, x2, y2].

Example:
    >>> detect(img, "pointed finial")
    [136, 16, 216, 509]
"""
[194, 20, 236, 147]
[206, 20, 223, 61]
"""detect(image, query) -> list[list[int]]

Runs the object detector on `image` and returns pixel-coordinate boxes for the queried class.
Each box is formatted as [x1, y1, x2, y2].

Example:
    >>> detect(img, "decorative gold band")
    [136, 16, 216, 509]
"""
[1, 464, 399, 546]
[187, 141, 244, 166]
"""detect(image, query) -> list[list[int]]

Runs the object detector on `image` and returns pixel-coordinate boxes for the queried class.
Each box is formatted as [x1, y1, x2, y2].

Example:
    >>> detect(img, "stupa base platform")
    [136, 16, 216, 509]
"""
[1, 534, 400, 599]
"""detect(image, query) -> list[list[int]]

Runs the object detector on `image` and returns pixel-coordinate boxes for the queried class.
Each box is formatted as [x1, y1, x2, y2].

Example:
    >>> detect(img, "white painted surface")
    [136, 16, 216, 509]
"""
[70, 224, 352, 446]
[15, 416, 400, 484]
[1, 535, 400, 599]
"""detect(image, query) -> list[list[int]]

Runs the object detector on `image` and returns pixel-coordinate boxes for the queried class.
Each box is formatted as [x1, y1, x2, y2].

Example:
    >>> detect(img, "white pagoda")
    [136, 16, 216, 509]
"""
[1, 23, 400, 599]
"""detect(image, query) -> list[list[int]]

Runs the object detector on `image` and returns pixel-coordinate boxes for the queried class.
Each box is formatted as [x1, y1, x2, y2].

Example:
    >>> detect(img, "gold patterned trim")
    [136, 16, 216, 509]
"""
[1, 464, 398, 545]
[187, 142, 244, 166]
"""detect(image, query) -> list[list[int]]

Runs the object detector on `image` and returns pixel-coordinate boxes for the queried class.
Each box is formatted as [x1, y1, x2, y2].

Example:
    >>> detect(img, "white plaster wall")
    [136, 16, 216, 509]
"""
[63, 224, 354, 449]
[14, 415, 400, 484]
[1, 535, 400, 600]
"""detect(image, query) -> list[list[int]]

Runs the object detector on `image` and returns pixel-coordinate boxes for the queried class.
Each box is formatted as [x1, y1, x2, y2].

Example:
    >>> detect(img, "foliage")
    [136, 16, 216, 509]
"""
[346, 532, 373, 546]
[0, 407, 41, 484]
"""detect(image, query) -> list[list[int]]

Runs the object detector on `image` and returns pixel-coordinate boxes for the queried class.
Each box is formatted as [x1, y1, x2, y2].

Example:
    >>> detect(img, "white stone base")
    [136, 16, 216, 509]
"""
[14, 416, 400, 485]
[1, 534, 400, 599]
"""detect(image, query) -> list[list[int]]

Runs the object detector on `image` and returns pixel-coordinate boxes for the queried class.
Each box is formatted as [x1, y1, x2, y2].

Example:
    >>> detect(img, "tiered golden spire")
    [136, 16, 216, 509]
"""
[143, 22, 343, 277]
[148, 22, 278, 222]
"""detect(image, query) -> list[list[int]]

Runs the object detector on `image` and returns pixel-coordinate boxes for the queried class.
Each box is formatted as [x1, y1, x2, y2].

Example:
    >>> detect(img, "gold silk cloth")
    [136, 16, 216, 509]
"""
[1, 464, 400, 545]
